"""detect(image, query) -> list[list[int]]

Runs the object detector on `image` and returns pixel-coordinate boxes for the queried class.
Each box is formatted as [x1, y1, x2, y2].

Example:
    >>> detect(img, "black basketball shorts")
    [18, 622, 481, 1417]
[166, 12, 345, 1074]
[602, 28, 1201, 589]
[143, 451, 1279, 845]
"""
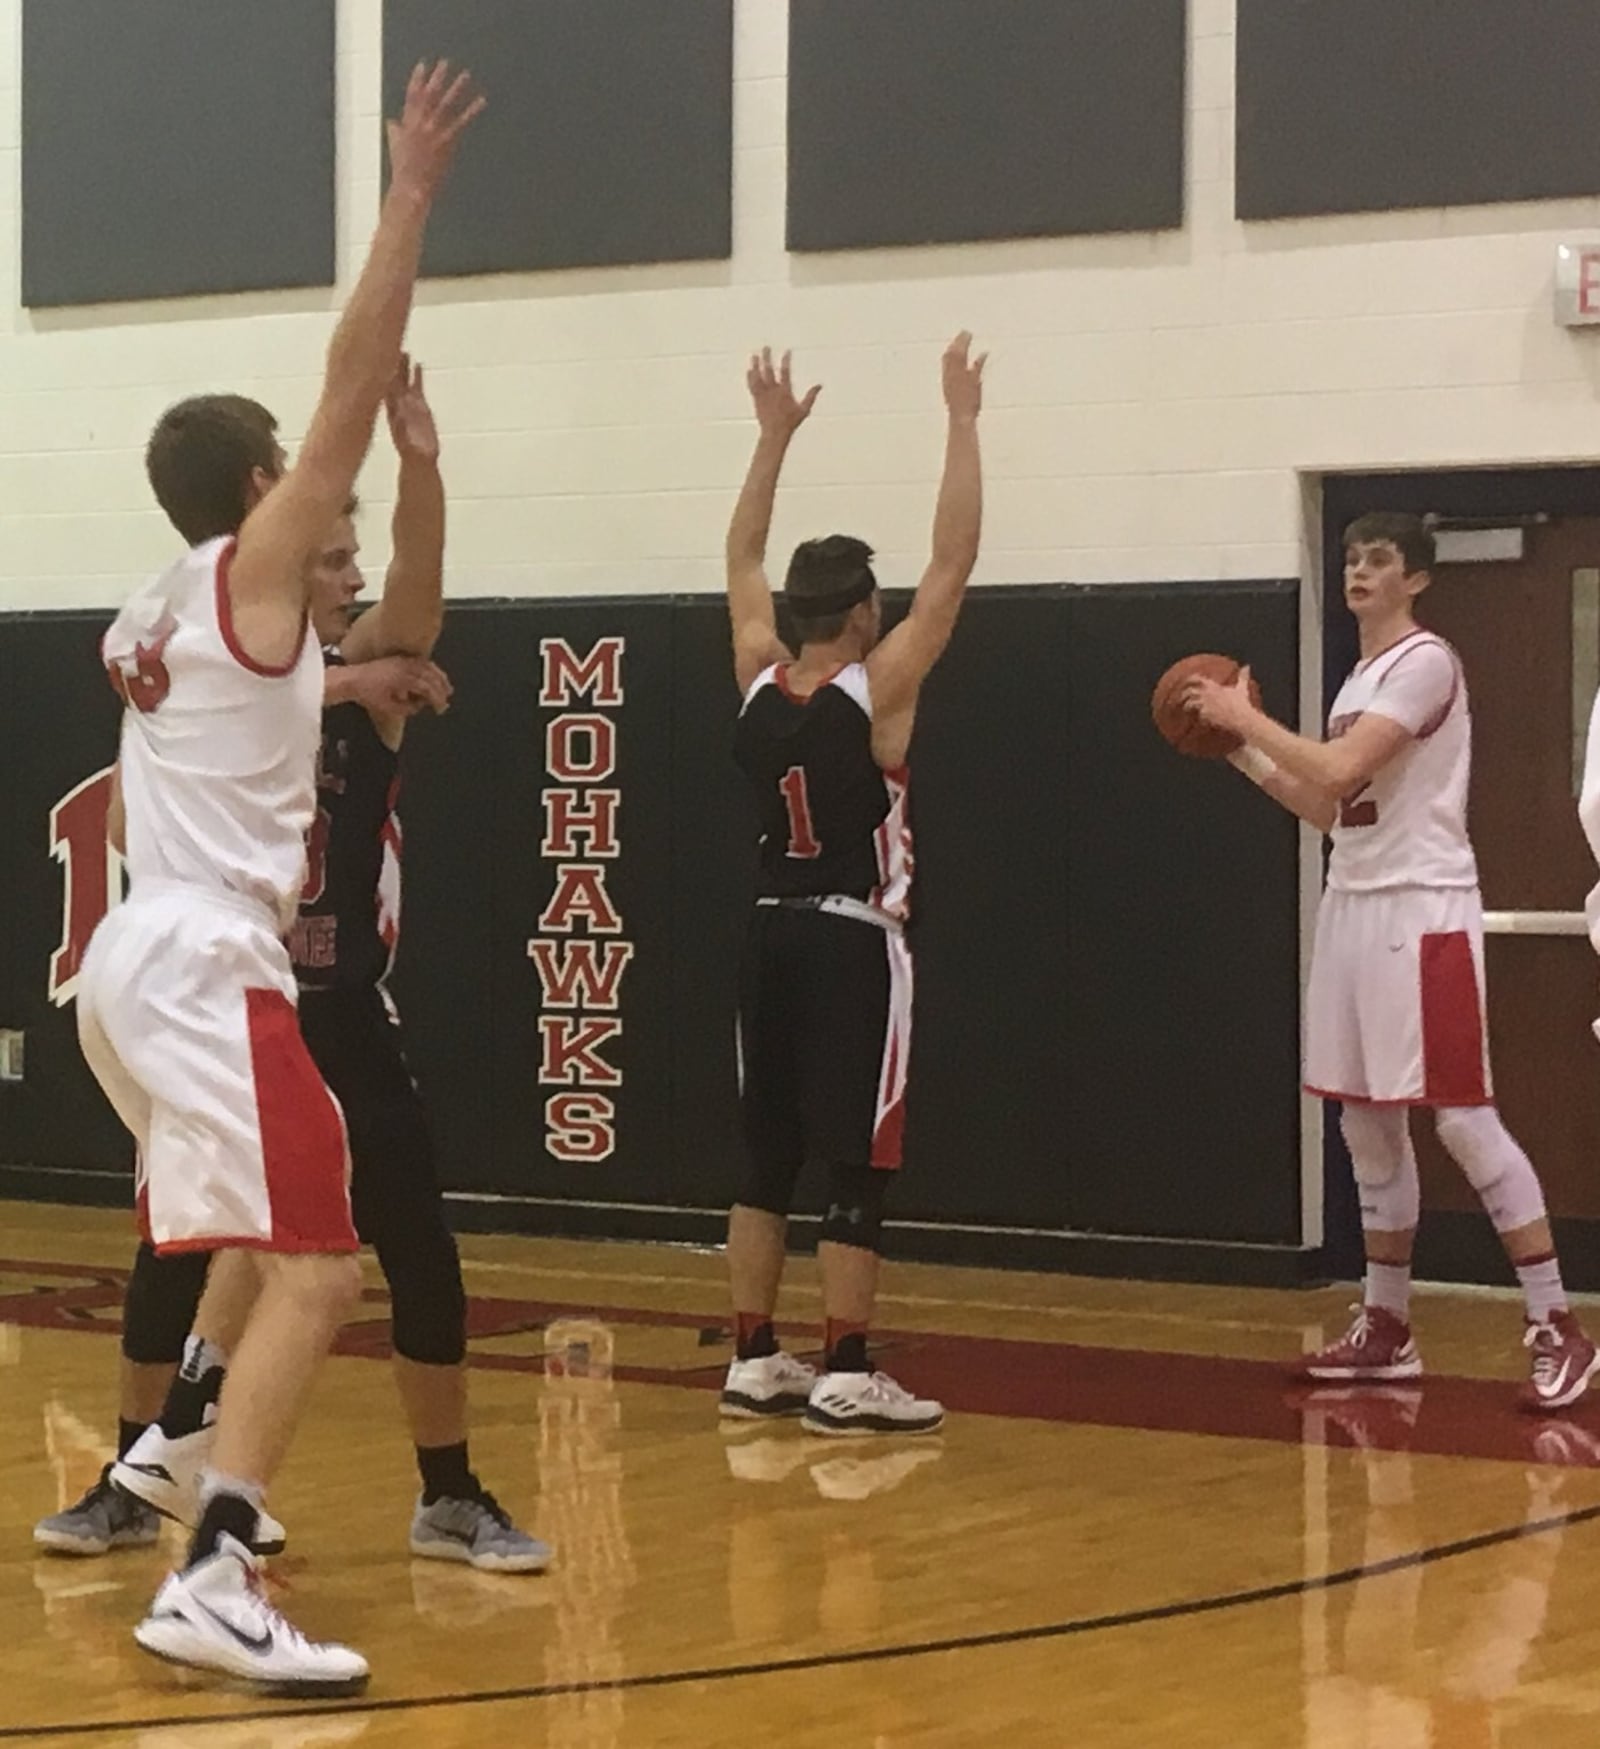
[737, 902, 914, 1173]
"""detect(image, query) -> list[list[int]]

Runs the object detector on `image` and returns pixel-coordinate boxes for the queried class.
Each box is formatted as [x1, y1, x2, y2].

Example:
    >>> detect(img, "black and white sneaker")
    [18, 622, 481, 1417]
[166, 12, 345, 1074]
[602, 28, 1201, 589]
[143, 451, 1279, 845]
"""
[802, 1370, 944, 1437]
[134, 1533, 367, 1695]
[720, 1351, 818, 1419]
[112, 1424, 287, 1555]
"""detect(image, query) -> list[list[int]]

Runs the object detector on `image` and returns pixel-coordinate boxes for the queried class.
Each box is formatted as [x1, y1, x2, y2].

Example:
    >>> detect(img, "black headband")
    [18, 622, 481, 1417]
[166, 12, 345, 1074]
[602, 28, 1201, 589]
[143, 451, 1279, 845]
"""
[785, 572, 876, 619]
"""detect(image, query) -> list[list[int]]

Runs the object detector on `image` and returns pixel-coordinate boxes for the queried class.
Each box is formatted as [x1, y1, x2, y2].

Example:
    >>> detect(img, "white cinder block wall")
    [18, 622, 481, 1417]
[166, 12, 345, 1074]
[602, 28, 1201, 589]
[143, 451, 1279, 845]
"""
[3, 0, 1600, 612]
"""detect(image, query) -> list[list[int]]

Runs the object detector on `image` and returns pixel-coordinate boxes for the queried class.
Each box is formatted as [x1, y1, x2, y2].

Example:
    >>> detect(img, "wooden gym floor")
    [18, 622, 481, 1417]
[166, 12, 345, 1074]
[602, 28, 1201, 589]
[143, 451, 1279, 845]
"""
[4, 1201, 1600, 1746]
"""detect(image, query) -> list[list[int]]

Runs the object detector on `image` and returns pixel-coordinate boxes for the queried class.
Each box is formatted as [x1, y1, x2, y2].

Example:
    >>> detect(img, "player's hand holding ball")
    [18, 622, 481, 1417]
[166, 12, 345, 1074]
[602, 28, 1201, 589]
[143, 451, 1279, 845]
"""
[1150, 654, 1261, 758]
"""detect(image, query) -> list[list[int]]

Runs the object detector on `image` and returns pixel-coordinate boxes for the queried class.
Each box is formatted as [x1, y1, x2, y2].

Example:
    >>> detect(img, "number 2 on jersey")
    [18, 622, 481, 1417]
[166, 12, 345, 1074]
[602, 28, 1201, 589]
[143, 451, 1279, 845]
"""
[1339, 782, 1378, 829]
[779, 767, 822, 860]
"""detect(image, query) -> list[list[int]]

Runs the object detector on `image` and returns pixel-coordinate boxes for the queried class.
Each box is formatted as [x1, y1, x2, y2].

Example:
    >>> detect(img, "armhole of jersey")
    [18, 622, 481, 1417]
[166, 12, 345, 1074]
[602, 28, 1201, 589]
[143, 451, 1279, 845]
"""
[740, 664, 779, 715]
[1374, 635, 1459, 741]
[214, 538, 307, 679]
[832, 662, 873, 719]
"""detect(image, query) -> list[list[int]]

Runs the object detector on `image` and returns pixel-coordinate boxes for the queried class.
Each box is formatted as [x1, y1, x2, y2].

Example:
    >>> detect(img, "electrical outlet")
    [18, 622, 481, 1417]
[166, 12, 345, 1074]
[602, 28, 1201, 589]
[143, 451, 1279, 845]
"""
[0, 1031, 24, 1083]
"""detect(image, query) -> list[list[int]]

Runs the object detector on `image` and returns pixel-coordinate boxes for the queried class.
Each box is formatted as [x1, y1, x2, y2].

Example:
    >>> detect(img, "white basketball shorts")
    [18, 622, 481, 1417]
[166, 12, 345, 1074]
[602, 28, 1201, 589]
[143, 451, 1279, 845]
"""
[77, 880, 357, 1254]
[1303, 885, 1492, 1107]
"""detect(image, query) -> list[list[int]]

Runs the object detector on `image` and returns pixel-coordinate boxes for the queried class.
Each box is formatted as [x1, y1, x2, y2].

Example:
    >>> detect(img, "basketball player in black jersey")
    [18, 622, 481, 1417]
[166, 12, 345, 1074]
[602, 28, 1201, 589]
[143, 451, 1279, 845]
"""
[38, 360, 548, 1574]
[719, 335, 985, 1435]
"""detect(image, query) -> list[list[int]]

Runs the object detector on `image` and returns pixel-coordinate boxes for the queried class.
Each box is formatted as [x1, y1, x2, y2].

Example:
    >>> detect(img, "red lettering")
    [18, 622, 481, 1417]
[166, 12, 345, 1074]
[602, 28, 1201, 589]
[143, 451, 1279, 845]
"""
[540, 637, 625, 709]
[545, 1094, 617, 1162]
[541, 788, 620, 859]
[528, 940, 635, 1010]
[49, 768, 121, 1005]
[1582, 251, 1600, 316]
[538, 864, 624, 935]
[107, 627, 173, 715]
[779, 766, 822, 859]
[546, 715, 616, 784]
[300, 806, 333, 903]
[539, 1016, 624, 1087]
[1339, 782, 1378, 830]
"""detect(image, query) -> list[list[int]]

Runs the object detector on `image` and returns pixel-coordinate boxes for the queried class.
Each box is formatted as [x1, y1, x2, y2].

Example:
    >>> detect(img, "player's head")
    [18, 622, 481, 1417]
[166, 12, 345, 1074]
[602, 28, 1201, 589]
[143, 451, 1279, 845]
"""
[145, 394, 286, 545]
[1342, 512, 1434, 619]
[784, 535, 881, 652]
[307, 497, 365, 647]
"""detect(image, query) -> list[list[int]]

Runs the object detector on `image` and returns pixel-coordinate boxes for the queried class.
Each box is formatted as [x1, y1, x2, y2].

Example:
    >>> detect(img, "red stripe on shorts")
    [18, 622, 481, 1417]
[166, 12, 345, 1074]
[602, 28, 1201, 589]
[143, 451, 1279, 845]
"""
[1420, 931, 1488, 1105]
[245, 988, 359, 1253]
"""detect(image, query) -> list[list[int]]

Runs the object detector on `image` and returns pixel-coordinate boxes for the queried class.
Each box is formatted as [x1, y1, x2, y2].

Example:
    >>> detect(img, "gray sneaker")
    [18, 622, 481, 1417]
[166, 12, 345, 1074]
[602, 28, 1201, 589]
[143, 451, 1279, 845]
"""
[34, 1463, 161, 1556]
[409, 1491, 551, 1574]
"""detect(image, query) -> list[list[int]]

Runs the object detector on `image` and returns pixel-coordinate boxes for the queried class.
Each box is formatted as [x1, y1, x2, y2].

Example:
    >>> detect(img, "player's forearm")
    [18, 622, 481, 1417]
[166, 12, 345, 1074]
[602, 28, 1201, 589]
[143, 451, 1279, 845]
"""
[727, 430, 791, 575]
[316, 185, 433, 477]
[375, 457, 447, 656]
[1237, 710, 1354, 794]
[322, 666, 367, 708]
[927, 414, 982, 589]
[1229, 747, 1338, 832]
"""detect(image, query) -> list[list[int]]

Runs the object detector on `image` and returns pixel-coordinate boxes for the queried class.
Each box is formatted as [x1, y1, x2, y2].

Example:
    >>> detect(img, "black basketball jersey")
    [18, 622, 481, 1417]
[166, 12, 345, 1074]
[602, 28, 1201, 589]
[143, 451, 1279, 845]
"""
[733, 662, 912, 920]
[287, 650, 402, 991]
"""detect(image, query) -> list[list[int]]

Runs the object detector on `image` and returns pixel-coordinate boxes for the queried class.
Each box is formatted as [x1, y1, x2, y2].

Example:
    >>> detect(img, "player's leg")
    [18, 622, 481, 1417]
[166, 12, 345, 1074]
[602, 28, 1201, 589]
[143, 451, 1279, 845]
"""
[311, 992, 549, 1572]
[1433, 1104, 1598, 1410]
[33, 1242, 206, 1556]
[1416, 899, 1598, 1409]
[112, 1248, 289, 1555]
[723, 909, 814, 1418]
[1301, 1102, 1423, 1381]
[103, 901, 368, 1691]
[801, 920, 940, 1436]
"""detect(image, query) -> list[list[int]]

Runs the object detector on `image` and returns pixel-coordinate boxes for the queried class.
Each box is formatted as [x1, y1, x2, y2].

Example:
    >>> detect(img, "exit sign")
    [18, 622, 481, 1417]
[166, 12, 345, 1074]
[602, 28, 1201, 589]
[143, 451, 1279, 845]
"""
[1555, 243, 1600, 326]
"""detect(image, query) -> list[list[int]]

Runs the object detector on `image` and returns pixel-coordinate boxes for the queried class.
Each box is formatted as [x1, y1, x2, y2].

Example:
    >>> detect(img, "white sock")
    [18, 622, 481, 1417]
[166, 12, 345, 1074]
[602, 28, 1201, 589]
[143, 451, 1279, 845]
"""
[1365, 1260, 1412, 1321]
[198, 1468, 265, 1513]
[1516, 1256, 1566, 1327]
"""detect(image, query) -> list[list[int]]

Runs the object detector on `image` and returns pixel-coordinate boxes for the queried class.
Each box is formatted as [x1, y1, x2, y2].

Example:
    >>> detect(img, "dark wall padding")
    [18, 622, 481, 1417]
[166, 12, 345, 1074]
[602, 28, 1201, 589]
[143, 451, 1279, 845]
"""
[787, 0, 1187, 252]
[381, 0, 734, 276]
[1237, 0, 1600, 220]
[0, 583, 1300, 1266]
[21, 0, 335, 307]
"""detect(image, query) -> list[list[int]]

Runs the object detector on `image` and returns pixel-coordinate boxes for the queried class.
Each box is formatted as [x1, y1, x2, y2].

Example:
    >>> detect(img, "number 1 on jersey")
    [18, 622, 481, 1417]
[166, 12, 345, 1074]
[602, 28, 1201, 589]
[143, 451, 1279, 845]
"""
[779, 767, 822, 860]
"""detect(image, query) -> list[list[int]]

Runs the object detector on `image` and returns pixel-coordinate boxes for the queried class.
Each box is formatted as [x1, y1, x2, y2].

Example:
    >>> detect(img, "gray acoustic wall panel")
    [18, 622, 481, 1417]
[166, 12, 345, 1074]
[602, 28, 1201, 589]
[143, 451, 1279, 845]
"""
[1237, 0, 1600, 220]
[787, 0, 1187, 252]
[382, 0, 734, 276]
[22, 0, 335, 307]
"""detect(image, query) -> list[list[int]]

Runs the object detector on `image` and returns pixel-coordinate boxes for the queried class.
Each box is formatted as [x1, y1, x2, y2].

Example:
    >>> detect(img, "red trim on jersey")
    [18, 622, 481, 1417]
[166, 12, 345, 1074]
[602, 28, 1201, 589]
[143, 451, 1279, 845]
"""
[1375, 635, 1460, 741]
[1361, 626, 1429, 667]
[244, 987, 359, 1253]
[1419, 930, 1489, 1105]
[215, 539, 308, 679]
[775, 663, 844, 704]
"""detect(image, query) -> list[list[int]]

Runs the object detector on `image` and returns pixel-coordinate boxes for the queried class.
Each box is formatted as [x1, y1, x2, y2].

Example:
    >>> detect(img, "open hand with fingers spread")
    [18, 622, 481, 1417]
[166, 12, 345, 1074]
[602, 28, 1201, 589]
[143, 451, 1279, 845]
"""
[942, 331, 987, 424]
[747, 348, 822, 441]
[386, 353, 440, 466]
[387, 60, 487, 202]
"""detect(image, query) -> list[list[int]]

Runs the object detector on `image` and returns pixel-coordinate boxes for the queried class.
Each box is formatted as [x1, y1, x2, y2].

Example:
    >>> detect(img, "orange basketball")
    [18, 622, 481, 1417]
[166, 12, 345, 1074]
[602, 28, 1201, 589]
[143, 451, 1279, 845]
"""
[1150, 653, 1260, 759]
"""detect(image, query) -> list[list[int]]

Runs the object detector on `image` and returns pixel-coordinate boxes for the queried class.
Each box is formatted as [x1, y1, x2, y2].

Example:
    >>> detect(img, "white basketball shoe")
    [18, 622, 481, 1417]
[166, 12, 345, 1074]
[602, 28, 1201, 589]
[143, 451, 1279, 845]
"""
[719, 1350, 819, 1419]
[112, 1422, 287, 1555]
[134, 1534, 367, 1695]
[803, 1370, 944, 1437]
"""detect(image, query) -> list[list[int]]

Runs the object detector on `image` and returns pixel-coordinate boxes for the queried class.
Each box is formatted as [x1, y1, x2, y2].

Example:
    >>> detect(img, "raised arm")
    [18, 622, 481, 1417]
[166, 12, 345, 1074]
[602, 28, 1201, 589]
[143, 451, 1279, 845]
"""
[229, 63, 483, 668]
[340, 356, 445, 664]
[728, 349, 820, 694]
[863, 332, 985, 722]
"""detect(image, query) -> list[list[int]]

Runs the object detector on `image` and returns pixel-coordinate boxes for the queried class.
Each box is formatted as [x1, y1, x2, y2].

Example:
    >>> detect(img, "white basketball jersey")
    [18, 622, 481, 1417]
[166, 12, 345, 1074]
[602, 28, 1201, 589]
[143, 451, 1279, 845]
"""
[1325, 629, 1477, 893]
[103, 535, 323, 930]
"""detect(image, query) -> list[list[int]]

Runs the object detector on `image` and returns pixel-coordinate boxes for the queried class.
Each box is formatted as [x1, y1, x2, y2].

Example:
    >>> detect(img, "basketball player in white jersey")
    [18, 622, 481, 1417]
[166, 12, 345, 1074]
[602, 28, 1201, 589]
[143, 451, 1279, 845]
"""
[719, 336, 983, 1435]
[1187, 512, 1597, 1411]
[74, 62, 483, 1693]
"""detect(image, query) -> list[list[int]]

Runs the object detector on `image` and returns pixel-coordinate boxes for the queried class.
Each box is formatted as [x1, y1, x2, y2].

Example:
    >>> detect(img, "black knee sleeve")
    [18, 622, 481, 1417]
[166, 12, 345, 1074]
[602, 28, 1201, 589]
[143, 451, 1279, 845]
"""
[817, 1163, 889, 1253]
[376, 1216, 468, 1368]
[121, 1242, 209, 1365]
[737, 1155, 804, 1219]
